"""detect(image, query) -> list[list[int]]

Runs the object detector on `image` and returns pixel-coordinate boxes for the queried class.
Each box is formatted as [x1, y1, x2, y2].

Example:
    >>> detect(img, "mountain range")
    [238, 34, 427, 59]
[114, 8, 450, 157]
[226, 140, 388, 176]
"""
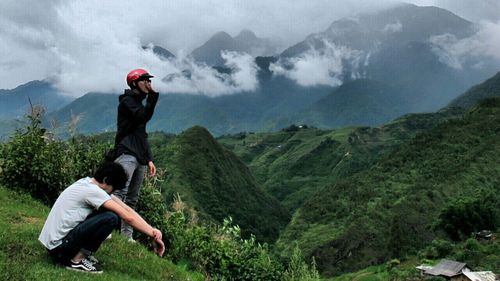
[1, 3, 500, 139]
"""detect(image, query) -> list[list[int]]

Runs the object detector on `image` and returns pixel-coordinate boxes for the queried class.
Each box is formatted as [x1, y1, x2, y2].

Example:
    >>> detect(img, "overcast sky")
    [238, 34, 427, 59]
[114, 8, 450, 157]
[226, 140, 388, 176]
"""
[0, 0, 499, 96]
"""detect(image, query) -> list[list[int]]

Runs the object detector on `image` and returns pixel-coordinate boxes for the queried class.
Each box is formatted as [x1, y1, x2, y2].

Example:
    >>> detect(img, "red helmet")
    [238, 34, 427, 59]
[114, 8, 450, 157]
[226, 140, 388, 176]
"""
[126, 68, 154, 87]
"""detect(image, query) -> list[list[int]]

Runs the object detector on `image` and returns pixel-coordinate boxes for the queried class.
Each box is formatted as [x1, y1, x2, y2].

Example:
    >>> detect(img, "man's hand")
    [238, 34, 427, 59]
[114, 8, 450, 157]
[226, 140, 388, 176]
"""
[148, 161, 156, 177]
[152, 228, 162, 241]
[153, 237, 165, 257]
[145, 81, 157, 93]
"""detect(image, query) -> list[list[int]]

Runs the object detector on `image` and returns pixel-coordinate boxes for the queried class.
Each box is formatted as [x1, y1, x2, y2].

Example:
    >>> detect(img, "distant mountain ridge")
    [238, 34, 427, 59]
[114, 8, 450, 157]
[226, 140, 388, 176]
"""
[2, 3, 500, 139]
[447, 71, 500, 109]
[281, 3, 474, 58]
[0, 80, 71, 119]
[191, 29, 278, 66]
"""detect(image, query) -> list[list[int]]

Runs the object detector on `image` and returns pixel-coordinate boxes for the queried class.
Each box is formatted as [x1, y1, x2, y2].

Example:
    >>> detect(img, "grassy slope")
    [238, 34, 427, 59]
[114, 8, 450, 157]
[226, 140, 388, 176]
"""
[277, 98, 500, 276]
[0, 186, 203, 281]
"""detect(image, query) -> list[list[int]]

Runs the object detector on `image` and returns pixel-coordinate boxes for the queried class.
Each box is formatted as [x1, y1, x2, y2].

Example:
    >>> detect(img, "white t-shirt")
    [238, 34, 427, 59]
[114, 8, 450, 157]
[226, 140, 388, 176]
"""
[38, 177, 111, 250]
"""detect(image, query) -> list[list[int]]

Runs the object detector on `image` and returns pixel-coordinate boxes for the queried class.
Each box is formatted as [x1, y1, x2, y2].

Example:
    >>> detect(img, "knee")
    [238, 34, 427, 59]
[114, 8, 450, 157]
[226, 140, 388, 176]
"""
[102, 211, 120, 227]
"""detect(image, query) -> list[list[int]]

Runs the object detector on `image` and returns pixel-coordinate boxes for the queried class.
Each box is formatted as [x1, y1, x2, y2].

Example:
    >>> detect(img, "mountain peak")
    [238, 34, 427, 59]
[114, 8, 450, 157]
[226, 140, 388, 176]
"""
[282, 2, 473, 58]
[192, 29, 276, 66]
[211, 31, 233, 41]
[235, 29, 258, 41]
[142, 44, 175, 60]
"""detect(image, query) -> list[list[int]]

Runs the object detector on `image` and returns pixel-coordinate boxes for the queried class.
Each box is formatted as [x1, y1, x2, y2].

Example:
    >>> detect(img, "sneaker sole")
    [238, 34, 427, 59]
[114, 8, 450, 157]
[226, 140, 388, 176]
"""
[66, 266, 103, 274]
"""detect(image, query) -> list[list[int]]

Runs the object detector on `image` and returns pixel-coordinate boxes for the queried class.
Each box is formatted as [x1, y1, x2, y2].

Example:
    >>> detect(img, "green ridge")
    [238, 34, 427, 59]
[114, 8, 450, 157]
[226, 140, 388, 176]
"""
[153, 126, 290, 243]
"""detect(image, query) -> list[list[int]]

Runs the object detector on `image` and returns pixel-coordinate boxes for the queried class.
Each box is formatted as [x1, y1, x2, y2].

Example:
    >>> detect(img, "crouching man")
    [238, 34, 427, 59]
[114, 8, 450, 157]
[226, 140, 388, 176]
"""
[38, 162, 165, 274]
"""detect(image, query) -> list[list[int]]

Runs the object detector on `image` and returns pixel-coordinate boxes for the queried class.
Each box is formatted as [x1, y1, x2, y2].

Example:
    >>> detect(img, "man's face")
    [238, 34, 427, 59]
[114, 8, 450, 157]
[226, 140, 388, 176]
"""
[103, 185, 114, 194]
[136, 78, 151, 93]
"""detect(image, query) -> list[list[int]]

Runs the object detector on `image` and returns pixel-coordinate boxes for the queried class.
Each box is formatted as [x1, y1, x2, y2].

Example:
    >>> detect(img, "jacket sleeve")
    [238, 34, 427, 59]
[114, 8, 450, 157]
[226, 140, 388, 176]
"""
[122, 92, 159, 123]
[146, 142, 153, 162]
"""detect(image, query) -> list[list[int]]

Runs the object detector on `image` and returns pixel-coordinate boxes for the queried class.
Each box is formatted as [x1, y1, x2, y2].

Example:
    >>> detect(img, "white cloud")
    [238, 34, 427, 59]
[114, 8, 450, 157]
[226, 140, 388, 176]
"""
[270, 40, 364, 87]
[141, 51, 259, 97]
[0, 0, 499, 94]
[220, 51, 259, 92]
[430, 21, 500, 69]
[0, 0, 397, 93]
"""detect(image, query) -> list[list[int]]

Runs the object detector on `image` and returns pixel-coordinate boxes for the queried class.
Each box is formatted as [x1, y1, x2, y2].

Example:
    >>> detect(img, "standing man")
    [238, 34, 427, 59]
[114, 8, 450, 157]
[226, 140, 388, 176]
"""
[113, 68, 159, 241]
[39, 162, 164, 274]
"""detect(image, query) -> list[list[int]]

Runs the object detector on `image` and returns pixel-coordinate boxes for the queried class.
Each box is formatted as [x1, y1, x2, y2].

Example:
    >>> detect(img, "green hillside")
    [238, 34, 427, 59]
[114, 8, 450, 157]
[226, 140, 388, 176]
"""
[277, 98, 500, 276]
[295, 79, 406, 128]
[0, 185, 202, 281]
[152, 126, 290, 243]
[218, 108, 460, 212]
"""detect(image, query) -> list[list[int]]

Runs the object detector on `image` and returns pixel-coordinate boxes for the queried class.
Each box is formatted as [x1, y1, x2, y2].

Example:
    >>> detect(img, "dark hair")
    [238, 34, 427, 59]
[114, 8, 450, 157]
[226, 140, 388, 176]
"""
[93, 162, 128, 191]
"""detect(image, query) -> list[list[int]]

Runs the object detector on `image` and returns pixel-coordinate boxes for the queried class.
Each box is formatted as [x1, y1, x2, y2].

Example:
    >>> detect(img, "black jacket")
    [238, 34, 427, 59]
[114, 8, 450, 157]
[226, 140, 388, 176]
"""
[115, 89, 159, 165]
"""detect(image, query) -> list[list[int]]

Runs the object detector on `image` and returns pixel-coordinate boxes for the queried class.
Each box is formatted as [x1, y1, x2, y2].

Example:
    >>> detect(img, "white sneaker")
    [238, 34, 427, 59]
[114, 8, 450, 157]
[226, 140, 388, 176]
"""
[66, 258, 103, 274]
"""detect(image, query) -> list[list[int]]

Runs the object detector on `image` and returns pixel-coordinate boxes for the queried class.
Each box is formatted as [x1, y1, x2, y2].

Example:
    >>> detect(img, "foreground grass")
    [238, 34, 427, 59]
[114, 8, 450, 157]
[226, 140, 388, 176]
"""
[0, 186, 203, 281]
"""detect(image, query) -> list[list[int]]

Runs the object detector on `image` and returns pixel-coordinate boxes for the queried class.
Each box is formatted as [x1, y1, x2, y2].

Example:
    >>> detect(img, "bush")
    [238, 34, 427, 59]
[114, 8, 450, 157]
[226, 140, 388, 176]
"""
[419, 239, 455, 259]
[164, 206, 284, 280]
[283, 244, 320, 281]
[137, 185, 319, 280]
[0, 111, 107, 204]
[437, 197, 498, 241]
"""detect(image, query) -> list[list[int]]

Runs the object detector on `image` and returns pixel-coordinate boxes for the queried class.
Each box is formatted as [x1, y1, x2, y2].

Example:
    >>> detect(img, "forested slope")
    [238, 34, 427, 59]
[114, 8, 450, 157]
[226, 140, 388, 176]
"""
[277, 98, 500, 276]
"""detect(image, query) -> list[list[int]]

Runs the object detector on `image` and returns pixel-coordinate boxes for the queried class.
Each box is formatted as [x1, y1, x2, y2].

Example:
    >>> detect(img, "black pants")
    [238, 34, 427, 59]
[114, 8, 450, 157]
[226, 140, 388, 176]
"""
[48, 211, 119, 265]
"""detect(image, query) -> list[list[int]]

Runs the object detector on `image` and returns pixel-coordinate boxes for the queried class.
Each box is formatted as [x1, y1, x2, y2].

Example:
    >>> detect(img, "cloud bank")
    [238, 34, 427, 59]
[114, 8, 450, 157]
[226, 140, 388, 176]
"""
[0, 0, 499, 96]
[270, 40, 364, 87]
[430, 21, 500, 70]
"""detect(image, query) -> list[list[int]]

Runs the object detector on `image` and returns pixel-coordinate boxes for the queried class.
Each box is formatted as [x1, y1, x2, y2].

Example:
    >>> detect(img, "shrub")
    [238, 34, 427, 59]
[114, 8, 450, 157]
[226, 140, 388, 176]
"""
[437, 197, 498, 241]
[0, 110, 108, 204]
[283, 244, 320, 281]
[138, 185, 319, 280]
[419, 239, 455, 259]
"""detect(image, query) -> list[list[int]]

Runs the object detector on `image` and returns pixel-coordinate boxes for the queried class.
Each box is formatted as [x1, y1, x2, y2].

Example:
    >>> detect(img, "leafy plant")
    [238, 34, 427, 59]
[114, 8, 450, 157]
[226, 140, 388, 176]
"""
[0, 107, 107, 204]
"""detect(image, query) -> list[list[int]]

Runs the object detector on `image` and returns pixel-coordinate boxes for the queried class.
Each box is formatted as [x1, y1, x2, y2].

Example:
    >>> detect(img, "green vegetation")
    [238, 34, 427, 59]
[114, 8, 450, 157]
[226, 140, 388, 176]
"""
[0, 113, 319, 280]
[2, 74, 499, 279]
[277, 98, 500, 276]
[151, 126, 290, 243]
[218, 107, 459, 212]
[0, 107, 107, 204]
[327, 233, 500, 281]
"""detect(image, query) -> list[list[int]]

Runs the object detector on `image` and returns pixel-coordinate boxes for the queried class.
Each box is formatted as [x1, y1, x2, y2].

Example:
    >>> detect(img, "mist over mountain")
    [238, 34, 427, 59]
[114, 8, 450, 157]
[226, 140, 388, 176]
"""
[272, 3, 497, 111]
[2, 3, 500, 139]
[281, 3, 475, 58]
